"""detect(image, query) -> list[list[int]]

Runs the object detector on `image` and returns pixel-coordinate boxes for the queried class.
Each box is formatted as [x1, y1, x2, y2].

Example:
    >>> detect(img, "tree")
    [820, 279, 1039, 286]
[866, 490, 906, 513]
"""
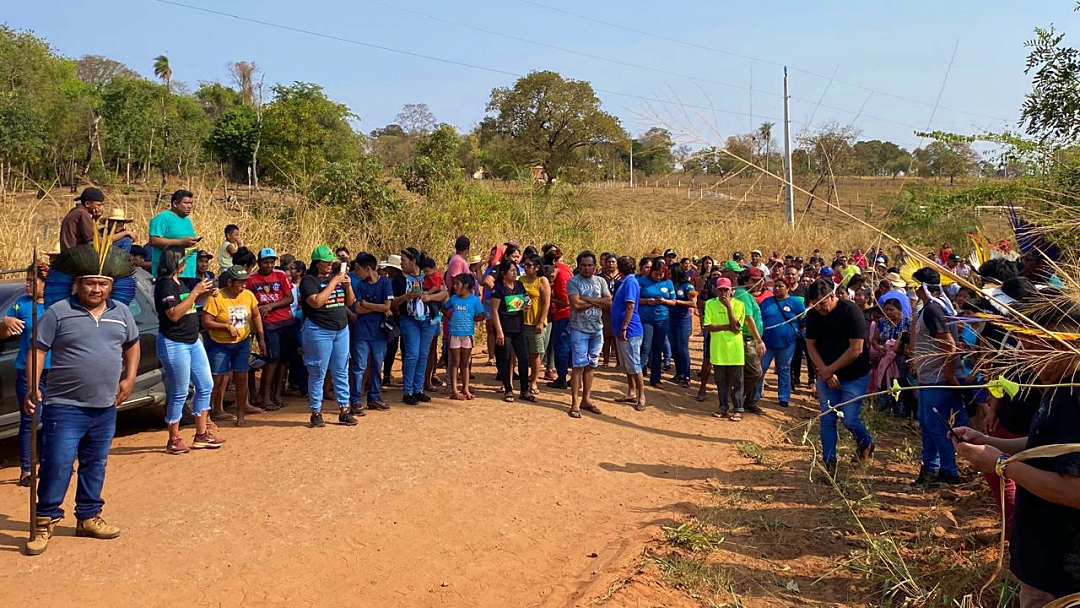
[485, 71, 627, 184]
[206, 105, 258, 176]
[851, 140, 913, 177]
[1021, 26, 1080, 142]
[398, 123, 462, 195]
[912, 141, 980, 184]
[229, 61, 258, 106]
[625, 127, 675, 176]
[797, 122, 861, 175]
[76, 55, 138, 87]
[195, 82, 240, 120]
[152, 54, 172, 199]
[368, 123, 412, 169]
[395, 103, 437, 137]
[260, 82, 362, 187]
[758, 122, 774, 173]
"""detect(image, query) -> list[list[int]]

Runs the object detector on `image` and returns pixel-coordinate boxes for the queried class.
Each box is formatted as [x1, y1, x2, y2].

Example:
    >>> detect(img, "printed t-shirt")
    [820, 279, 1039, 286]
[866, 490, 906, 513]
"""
[567, 274, 610, 334]
[204, 289, 259, 344]
[300, 273, 348, 331]
[520, 276, 545, 327]
[5, 295, 50, 370]
[351, 276, 393, 341]
[445, 294, 484, 337]
[704, 298, 746, 366]
[155, 278, 200, 344]
[611, 275, 643, 338]
[669, 282, 698, 322]
[805, 299, 870, 381]
[492, 281, 527, 334]
[148, 209, 196, 279]
[759, 295, 805, 350]
[638, 277, 673, 323]
[247, 269, 294, 329]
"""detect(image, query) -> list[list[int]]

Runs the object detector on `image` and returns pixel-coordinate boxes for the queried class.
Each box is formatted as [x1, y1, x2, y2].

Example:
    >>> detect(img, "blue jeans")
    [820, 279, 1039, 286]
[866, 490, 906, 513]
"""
[817, 372, 873, 463]
[551, 318, 571, 381]
[758, 342, 796, 403]
[917, 387, 970, 477]
[302, 321, 350, 412]
[350, 338, 388, 404]
[156, 334, 213, 424]
[399, 317, 439, 395]
[670, 315, 692, 380]
[37, 404, 116, 521]
[641, 318, 669, 385]
[16, 368, 47, 473]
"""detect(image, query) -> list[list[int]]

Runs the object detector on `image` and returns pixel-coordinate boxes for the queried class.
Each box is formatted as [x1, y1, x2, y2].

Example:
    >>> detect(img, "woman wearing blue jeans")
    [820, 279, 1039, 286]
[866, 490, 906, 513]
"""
[299, 245, 356, 427]
[154, 246, 224, 454]
[637, 258, 675, 387]
[757, 280, 805, 408]
[668, 266, 698, 387]
[392, 248, 447, 405]
[0, 263, 51, 485]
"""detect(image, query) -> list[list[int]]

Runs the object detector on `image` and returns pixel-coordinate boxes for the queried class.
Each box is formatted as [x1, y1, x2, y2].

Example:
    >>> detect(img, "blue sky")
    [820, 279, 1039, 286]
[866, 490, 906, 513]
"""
[8, 0, 1078, 150]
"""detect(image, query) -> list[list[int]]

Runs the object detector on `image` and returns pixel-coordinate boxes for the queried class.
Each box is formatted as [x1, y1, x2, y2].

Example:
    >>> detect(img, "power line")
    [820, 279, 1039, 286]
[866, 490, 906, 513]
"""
[153, 0, 929, 140]
[515, 0, 1012, 125]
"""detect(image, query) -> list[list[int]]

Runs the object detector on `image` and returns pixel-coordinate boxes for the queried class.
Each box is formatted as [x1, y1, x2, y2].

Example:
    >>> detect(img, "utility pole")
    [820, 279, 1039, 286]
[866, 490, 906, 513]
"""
[782, 67, 795, 227]
[629, 145, 634, 188]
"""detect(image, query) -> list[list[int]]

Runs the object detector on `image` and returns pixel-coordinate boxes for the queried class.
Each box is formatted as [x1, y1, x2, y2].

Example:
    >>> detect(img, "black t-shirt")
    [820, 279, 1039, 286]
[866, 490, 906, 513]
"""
[390, 272, 408, 319]
[155, 277, 200, 343]
[1011, 377, 1080, 596]
[300, 273, 348, 331]
[805, 299, 870, 381]
[492, 280, 526, 334]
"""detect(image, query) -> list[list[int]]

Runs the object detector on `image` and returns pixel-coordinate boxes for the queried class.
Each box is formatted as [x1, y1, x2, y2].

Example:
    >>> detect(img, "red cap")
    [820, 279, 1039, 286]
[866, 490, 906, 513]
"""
[743, 267, 764, 280]
[715, 277, 733, 290]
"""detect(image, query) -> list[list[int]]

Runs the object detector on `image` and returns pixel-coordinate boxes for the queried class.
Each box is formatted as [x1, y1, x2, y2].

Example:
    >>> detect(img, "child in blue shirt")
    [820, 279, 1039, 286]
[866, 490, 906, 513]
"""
[445, 273, 485, 401]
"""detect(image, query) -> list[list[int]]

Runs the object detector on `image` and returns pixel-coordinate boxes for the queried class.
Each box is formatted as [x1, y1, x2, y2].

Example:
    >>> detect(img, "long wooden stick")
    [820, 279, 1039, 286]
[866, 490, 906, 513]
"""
[28, 245, 39, 539]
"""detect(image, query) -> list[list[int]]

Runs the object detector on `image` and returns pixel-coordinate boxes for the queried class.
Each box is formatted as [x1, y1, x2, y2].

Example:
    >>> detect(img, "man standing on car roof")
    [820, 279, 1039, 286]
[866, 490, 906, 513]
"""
[24, 245, 140, 556]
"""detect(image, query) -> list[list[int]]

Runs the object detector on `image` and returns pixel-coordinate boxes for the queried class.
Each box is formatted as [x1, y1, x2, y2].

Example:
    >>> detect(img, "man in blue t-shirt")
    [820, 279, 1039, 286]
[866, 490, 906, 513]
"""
[611, 256, 646, 410]
[349, 253, 393, 412]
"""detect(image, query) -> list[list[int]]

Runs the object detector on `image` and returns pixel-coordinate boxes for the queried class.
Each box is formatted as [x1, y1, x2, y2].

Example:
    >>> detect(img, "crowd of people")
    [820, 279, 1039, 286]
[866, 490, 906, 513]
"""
[6, 187, 1080, 607]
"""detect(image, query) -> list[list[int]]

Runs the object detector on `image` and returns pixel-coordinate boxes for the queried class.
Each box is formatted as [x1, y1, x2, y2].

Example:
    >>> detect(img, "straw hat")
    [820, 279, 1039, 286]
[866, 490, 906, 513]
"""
[885, 272, 907, 289]
[467, 254, 483, 266]
[102, 208, 132, 223]
[380, 254, 403, 270]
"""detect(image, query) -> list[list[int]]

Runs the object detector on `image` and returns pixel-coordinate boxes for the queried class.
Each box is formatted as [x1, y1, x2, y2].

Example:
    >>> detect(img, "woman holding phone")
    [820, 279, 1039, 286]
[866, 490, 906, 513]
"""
[300, 245, 356, 427]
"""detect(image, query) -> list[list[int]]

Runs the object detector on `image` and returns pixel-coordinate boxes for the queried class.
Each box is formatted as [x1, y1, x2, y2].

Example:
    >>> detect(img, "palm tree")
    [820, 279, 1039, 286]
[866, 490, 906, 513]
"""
[759, 122, 775, 174]
[152, 55, 172, 202]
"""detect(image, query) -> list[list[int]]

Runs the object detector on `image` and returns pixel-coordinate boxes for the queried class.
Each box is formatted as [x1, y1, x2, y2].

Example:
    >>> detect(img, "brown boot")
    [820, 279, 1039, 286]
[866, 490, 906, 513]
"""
[25, 517, 58, 556]
[76, 515, 121, 540]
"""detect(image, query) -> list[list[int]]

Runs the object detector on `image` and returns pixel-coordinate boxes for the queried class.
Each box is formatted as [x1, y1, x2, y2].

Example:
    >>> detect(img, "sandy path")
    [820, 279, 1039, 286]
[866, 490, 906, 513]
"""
[0, 361, 784, 608]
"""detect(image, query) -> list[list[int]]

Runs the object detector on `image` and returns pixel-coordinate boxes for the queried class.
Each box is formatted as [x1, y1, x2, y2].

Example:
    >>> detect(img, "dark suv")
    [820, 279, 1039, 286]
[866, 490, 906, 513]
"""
[0, 273, 165, 439]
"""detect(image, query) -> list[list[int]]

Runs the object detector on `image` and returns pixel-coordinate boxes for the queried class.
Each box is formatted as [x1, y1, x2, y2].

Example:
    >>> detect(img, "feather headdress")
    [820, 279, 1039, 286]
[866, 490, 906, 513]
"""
[45, 244, 137, 307]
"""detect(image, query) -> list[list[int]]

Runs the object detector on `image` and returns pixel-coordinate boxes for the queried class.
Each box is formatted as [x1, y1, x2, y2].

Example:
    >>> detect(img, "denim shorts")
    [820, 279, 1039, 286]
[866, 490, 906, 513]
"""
[207, 337, 252, 375]
[570, 329, 603, 368]
[262, 327, 292, 361]
[617, 335, 644, 374]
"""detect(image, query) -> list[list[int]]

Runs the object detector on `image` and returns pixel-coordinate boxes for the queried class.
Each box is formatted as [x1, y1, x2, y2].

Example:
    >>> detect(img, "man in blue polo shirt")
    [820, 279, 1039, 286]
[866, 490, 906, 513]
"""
[25, 247, 140, 555]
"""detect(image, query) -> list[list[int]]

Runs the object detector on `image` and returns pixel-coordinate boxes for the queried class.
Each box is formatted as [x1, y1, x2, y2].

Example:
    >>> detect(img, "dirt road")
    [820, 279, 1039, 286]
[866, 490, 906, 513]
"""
[0, 360, 787, 608]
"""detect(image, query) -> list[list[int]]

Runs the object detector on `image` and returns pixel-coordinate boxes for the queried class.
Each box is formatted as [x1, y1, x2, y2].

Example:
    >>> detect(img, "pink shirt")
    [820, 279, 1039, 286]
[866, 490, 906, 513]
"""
[445, 254, 470, 287]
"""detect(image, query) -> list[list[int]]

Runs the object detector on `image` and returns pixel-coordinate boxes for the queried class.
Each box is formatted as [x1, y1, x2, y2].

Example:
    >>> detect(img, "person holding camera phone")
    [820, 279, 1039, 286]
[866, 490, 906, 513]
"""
[148, 189, 202, 279]
[300, 245, 356, 427]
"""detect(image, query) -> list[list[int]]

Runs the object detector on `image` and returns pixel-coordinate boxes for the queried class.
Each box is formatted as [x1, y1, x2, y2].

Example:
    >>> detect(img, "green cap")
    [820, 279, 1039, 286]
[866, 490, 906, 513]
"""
[722, 260, 742, 272]
[311, 245, 336, 263]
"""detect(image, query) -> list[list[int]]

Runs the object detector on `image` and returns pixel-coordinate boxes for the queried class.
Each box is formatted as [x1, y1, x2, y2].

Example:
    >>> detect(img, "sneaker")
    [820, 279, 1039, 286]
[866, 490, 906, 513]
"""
[310, 412, 325, 428]
[191, 432, 226, 449]
[662, 363, 672, 372]
[166, 437, 190, 455]
[546, 378, 568, 390]
[934, 473, 962, 486]
[382, 375, 393, 386]
[852, 443, 876, 463]
[18, 471, 31, 487]
[76, 515, 121, 540]
[744, 402, 764, 414]
[368, 399, 390, 411]
[349, 404, 367, 416]
[778, 401, 789, 408]
[338, 411, 358, 426]
[414, 392, 431, 403]
[914, 467, 939, 485]
[403, 394, 419, 406]
[25, 516, 58, 555]
[824, 461, 838, 479]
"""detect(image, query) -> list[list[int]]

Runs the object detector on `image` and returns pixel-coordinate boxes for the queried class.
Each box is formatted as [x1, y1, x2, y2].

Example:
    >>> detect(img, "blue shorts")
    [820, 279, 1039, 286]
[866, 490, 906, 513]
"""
[617, 335, 644, 374]
[262, 326, 294, 361]
[207, 337, 252, 375]
[570, 328, 603, 368]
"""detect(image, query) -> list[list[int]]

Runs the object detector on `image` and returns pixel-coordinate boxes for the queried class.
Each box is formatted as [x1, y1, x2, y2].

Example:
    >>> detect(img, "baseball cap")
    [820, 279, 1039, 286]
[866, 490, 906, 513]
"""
[819, 267, 835, 277]
[750, 249, 762, 256]
[742, 267, 764, 281]
[258, 247, 278, 261]
[715, 277, 733, 290]
[224, 265, 249, 281]
[75, 187, 105, 203]
[664, 248, 677, 257]
[732, 251, 745, 261]
[876, 256, 887, 264]
[311, 245, 336, 263]
[722, 260, 742, 272]
[197, 250, 213, 260]
[948, 253, 962, 261]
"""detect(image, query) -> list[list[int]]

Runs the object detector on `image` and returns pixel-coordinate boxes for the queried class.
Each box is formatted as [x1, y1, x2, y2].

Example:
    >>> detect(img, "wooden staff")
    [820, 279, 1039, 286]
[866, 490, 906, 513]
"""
[28, 244, 39, 540]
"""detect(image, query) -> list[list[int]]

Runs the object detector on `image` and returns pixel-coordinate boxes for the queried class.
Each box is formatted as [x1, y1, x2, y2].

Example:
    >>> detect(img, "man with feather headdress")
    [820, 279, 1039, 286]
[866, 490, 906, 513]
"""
[24, 243, 140, 556]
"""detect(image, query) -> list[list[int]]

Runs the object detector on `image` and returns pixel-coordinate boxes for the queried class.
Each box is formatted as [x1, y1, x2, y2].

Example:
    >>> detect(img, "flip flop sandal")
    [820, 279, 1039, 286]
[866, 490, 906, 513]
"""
[695, 394, 707, 403]
[712, 411, 728, 419]
[568, 409, 582, 419]
[529, 388, 540, 395]
[504, 393, 516, 403]
[520, 393, 537, 403]
[729, 412, 743, 422]
[581, 404, 603, 415]
[615, 397, 637, 403]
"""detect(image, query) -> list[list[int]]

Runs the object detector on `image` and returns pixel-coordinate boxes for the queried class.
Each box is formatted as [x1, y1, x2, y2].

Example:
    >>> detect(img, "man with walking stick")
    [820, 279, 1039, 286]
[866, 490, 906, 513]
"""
[25, 243, 140, 555]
